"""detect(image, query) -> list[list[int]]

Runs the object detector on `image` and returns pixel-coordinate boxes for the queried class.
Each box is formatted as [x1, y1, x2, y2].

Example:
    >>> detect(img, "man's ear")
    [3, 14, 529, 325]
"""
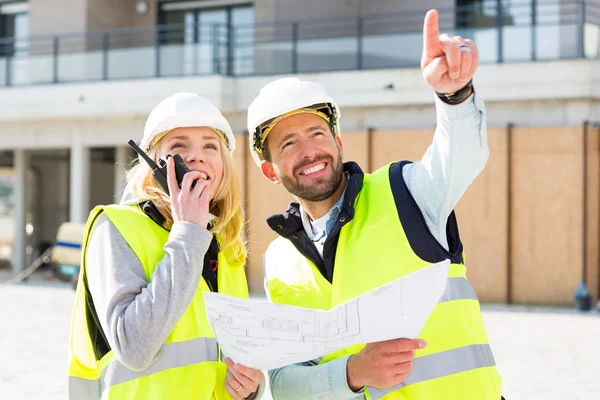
[260, 160, 280, 184]
[335, 135, 344, 160]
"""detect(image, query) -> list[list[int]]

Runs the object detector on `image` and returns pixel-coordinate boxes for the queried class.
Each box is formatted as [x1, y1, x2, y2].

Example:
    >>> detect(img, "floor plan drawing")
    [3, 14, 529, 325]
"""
[204, 259, 449, 370]
[208, 295, 362, 343]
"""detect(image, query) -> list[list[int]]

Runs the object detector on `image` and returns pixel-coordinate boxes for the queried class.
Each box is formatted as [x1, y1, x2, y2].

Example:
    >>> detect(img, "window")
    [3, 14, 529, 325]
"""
[0, 2, 29, 56]
[158, 1, 253, 44]
[456, 0, 514, 29]
[158, 1, 254, 74]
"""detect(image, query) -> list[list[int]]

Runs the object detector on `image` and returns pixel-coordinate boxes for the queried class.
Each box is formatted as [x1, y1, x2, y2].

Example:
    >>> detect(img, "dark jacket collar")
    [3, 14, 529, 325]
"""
[140, 200, 167, 228]
[267, 162, 365, 238]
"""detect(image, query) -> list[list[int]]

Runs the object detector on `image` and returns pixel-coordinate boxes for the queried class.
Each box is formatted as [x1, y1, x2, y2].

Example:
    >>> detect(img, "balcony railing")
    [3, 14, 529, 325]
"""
[0, 0, 598, 87]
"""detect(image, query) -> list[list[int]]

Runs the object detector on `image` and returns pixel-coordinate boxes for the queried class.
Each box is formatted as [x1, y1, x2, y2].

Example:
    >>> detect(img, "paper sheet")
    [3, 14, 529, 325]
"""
[204, 259, 449, 370]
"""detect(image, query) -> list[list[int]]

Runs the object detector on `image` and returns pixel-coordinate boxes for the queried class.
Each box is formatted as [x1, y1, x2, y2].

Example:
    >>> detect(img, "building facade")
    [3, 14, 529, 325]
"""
[0, 0, 599, 304]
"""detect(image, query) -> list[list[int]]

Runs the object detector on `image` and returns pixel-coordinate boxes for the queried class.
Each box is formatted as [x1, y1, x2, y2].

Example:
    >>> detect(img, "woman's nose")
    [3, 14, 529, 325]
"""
[185, 151, 206, 164]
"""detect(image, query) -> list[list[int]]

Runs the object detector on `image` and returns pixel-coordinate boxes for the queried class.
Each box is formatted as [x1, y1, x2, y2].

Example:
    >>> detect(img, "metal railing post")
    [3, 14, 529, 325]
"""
[227, 22, 234, 76]
[155, 26, 161, 77]
[5, 41, 12, 87]
[53, 37, 59, 83]
[531, 0, 537, 61]
[579, 0, 586, 58]
[102, 33, 109, 80]
[212, 23, 219, 74]
[291, 22, 298, 73]
[357, 17, 363, 70]
[496, 0, 504, 63]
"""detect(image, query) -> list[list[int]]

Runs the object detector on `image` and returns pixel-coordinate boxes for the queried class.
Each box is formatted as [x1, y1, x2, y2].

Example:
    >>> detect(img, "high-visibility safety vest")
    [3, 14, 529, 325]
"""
[264, 163, 502, 399]
[68, 205, 248, 399]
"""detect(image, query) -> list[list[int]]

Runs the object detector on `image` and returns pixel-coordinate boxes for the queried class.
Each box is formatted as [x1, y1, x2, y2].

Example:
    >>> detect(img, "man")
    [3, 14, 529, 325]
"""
[246, 9, 503, 400]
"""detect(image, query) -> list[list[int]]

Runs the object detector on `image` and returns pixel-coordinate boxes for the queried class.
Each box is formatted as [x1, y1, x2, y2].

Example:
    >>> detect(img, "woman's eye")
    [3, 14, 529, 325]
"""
[205, 144, 218, 150]
[170, 142, 185, 150]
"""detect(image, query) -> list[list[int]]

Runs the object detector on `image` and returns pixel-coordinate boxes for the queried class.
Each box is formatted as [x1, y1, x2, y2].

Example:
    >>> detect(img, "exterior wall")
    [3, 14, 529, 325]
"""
[28, 0, 87, 37]
[86, 0, 157, 52]
[585, 125, 600, 305]
[27, 0, 157, 37]
[87, 0, 156, 32]
[510, 126, 599, 306]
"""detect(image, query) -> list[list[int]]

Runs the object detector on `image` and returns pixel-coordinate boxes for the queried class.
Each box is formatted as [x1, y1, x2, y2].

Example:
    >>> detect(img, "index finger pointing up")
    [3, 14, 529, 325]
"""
[423, 9, 440, 56]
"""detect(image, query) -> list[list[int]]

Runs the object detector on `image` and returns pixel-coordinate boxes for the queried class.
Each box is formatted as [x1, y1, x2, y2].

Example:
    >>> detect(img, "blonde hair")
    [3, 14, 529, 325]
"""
[125, 134, 247, 266]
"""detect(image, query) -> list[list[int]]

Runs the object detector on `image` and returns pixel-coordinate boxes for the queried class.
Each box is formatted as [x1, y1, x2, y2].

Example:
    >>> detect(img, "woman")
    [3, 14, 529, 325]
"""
[68, 93, 264, 400]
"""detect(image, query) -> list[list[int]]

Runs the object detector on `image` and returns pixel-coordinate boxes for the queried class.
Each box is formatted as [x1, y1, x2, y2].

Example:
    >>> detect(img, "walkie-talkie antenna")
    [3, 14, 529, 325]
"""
[127, 139, 171, 194]
[128, 140, 159, 170]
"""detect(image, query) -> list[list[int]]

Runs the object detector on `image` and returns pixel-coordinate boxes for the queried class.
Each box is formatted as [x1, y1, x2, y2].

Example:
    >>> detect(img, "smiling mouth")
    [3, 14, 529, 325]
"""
[299, 162, 327, 176]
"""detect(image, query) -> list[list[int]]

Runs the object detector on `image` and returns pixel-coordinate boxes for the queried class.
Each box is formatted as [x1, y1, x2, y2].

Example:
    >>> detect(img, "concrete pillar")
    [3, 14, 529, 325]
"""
[12, 149, 28, 275]
[69, 139, 90, 223]
[114, 146, 131, 202]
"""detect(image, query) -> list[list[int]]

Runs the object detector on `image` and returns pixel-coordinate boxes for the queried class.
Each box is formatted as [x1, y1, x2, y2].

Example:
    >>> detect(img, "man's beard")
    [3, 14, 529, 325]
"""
[279, 153, 344, 202]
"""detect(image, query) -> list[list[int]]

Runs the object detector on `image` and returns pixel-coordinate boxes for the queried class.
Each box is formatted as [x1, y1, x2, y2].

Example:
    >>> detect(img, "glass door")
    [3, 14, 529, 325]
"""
[0, 6, 29, 57]
[160, 4, 254, 76]
[232, 7, 254, 75]
[198, 9, 227, 73]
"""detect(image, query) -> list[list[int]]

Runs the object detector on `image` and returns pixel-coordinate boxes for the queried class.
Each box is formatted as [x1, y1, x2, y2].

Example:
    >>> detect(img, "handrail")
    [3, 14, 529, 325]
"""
[0, 0, 597, 87]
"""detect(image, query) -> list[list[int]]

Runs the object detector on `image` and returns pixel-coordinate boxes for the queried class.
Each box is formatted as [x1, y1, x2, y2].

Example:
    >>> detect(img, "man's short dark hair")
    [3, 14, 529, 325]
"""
[261, 136, 272, 162]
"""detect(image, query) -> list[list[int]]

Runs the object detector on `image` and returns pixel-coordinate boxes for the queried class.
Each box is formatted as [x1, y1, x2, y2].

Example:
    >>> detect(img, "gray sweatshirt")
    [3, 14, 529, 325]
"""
[85, 212, 263, 399]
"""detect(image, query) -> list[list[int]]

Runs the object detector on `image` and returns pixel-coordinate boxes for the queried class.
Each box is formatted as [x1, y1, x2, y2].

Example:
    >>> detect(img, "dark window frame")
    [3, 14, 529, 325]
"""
[0, 1, 29, 57]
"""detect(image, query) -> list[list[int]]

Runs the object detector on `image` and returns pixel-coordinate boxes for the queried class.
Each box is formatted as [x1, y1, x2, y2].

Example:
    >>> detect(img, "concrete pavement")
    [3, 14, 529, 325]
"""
[1, 276, 599, 400]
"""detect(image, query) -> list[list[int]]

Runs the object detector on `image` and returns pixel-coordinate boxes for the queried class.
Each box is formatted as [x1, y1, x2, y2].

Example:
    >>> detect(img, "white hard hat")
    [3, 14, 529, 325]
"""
[247, 77, 341, 166]
[140, 92, 235, 157]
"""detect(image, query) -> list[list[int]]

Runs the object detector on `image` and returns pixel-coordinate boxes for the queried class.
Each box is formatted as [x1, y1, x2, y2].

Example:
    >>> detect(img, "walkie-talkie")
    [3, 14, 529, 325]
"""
[128, 139, 192, 195]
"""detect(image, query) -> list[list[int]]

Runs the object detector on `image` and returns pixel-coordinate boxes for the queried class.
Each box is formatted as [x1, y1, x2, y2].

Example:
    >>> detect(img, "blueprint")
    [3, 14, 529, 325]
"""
[204, 259, 450, 370]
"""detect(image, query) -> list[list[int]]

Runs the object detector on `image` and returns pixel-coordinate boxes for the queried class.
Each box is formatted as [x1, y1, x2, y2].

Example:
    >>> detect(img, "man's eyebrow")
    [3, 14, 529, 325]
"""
[306, 125, 326, 133]
[277, 133, 297, 146]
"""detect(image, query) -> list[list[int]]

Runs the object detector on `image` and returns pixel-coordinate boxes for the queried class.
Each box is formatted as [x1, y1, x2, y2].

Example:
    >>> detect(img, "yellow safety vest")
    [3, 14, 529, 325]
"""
[264, 163, 502, 400]
[68, 205, 248, 399]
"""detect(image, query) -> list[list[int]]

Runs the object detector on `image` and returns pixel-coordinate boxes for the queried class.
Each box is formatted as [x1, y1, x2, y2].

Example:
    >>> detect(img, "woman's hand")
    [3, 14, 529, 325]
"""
[224, 358, 264, 399]
[167, 157, 212, 227]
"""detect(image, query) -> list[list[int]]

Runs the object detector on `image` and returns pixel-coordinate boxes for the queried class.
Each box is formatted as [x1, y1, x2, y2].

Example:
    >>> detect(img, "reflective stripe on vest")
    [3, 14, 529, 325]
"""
[438, 277, 478, 303]
[69, 337, 219, 399]
[368, 343, 496, 400]
[69, 376, 100, 400]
